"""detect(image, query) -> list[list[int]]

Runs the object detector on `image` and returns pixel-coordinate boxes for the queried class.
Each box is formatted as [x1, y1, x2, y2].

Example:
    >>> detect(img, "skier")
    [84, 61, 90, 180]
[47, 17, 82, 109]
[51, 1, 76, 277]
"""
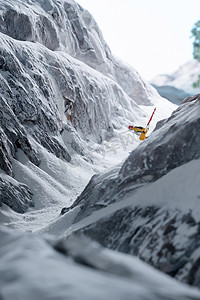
[128, 108, 156, 141]
[128, 125, 149, 141]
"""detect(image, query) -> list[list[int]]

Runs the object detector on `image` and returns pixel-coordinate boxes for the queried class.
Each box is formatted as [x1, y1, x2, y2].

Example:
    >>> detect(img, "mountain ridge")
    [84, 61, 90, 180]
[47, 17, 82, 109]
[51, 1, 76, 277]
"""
[151, 60, 200, 103]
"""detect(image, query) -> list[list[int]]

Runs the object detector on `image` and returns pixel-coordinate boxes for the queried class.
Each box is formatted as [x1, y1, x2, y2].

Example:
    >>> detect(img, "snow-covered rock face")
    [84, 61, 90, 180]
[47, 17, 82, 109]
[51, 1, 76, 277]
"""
[120, 95, 200, 183]
[0, 0, 111, 71]
[0, 0, 159, 105]
[0, 32, 140, 210]
[68, 95, 200, 287]
[0, 0, 170, 213]
[0, 173, 33, 213]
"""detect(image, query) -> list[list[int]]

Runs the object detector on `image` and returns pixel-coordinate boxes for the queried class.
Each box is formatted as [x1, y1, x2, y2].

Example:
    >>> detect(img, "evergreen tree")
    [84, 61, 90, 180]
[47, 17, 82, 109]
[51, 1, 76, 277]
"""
[191, 20, 200, 88]
[191, 20, 200, 61]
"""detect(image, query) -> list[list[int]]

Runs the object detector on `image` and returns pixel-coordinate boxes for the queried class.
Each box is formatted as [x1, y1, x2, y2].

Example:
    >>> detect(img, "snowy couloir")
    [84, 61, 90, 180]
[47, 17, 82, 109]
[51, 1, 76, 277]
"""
[0, 0, 199, 299]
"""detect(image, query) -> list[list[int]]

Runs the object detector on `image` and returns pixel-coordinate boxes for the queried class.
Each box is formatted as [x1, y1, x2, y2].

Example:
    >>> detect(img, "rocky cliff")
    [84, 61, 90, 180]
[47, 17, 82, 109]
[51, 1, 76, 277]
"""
[0, 0, 170, 213]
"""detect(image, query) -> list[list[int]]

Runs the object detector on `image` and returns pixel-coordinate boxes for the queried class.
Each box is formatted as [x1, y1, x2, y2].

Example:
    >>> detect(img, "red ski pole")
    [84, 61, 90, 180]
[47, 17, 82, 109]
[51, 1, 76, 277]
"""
[146, 107, 156, 129]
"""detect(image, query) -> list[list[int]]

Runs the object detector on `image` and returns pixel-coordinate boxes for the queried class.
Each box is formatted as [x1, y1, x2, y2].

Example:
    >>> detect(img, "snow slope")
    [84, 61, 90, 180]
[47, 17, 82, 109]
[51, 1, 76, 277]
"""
[1, 226, 200, 300]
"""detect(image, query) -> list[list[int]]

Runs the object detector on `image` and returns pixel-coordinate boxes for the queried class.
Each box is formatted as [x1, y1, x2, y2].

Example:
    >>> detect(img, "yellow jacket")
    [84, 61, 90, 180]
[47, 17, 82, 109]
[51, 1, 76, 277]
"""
[129, 126, 148, 141]
[139, 129, 148, 141]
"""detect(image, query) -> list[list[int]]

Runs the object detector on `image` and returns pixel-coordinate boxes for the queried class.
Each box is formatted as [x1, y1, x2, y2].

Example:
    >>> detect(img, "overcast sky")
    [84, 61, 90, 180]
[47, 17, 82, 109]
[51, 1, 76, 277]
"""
[76, 0, 200, 80]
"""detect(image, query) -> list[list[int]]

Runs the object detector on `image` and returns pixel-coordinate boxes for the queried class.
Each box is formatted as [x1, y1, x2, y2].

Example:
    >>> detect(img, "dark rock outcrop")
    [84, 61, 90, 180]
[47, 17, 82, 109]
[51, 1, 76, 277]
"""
[0, 176, 33, 213]
[0, 95, 40, 176]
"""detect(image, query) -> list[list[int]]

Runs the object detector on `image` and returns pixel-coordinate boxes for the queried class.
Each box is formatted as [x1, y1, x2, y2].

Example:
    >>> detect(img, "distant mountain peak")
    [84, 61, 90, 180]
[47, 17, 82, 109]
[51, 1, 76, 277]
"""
[151, 59, 200, 94]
